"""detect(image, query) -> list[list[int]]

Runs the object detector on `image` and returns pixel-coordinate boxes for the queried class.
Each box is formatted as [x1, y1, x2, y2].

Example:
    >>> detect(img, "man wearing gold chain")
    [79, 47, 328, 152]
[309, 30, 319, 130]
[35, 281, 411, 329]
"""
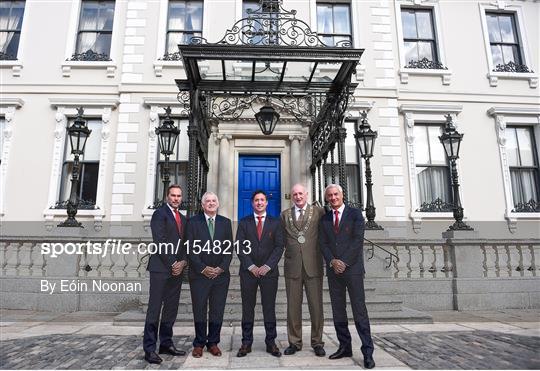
[280, 183, 326, 357]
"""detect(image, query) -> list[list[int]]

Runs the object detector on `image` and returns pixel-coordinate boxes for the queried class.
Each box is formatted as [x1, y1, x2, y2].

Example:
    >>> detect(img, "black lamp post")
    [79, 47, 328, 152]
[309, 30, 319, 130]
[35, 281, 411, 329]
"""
[354, 111, 383, 230]
[255, 96, 280, 135]
[58, 107, 92, 227]
[439, 114, 473, 231]
[155, 106, 180, 204]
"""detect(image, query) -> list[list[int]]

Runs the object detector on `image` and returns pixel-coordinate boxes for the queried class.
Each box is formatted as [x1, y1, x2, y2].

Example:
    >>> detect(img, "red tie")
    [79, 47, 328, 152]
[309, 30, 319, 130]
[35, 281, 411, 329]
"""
[333, 210, 339, 234]
[174, 209, 182, 235]
[257, 215, 263, 240]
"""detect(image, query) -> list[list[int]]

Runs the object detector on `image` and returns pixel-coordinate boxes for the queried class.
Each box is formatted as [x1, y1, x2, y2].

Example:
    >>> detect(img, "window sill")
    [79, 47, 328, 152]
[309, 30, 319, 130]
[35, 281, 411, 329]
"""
[61, 61, 117, 78]
[153, 60, 185, 77]
[409, 211, 464, 233]
[487, 71, 538, 88]
[505, 211, 540, 234]
[43, 208, 105, 231]
[399, 68, 452, 85]
[0, 60, 23, 77]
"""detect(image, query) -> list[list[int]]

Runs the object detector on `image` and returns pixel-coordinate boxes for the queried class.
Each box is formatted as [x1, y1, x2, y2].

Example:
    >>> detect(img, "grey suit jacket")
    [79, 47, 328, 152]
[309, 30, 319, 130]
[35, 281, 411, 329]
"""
[280, 204, 324, 279]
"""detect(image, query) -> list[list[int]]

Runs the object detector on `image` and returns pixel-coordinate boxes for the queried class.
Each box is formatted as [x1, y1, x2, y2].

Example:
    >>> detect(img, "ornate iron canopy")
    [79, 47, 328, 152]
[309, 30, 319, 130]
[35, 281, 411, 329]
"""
[174, 0, 364, 213]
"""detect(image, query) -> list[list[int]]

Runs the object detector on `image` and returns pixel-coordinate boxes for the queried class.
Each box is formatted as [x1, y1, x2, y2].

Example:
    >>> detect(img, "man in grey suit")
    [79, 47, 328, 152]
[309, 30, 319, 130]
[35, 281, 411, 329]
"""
[280, 183, 326, 357]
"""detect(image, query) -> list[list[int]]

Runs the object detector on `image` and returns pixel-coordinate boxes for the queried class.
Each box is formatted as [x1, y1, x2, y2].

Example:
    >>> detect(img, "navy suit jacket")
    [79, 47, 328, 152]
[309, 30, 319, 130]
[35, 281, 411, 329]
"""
[185, 213, 233, 280]
[236, 214, 284, 277]
[318, 206, 366, 275]
[147, 204, 187, 273]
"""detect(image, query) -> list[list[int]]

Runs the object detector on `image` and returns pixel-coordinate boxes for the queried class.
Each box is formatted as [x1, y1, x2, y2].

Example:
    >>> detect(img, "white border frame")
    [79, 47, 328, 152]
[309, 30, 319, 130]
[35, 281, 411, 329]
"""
[478, 2, 538, 88]
[44, 98, 118, 231]
[0, 0, 29, 77]
[394, 0, 452, 85]
[488, 106, 540, 233]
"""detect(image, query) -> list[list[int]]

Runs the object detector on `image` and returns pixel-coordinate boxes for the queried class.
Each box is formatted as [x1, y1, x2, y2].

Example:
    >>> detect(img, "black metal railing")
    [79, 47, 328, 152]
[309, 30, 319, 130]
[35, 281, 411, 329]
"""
[365, 238, 398, 269]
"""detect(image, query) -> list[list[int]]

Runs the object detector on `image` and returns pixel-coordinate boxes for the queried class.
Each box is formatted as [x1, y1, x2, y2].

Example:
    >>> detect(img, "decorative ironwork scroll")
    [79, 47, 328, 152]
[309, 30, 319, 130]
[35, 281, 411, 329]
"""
[406, 57, 447, 70]
[512, 199, 539, 212]
[494, 61, 533, 73]
[68, 50, 112, 62]
[416, 198, 453, 212]
[189, 0, 351, 48]
[160, 52, 182, 61]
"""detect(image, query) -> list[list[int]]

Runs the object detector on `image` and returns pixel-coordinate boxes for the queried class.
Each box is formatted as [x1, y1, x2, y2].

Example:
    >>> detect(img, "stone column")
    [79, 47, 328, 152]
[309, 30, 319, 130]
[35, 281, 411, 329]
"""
[217, 134, 232, 219]
[289, 135, 301, 186]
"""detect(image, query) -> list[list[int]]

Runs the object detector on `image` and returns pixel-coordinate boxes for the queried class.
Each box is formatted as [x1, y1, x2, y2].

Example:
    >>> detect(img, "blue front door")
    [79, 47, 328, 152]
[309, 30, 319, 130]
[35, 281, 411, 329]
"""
[238, 155, 281, 219]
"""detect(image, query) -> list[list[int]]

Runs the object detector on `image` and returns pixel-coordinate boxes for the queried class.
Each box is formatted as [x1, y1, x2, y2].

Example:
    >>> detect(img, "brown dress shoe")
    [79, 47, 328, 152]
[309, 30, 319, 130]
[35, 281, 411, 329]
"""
[207, 345, 222, 356]
[192, 346, 203, 358]
[236, 345, 252, 357]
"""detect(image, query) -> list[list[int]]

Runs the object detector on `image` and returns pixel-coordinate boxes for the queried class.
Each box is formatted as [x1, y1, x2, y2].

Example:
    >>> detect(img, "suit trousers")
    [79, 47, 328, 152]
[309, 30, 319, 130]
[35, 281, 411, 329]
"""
[143, 272, 183, 353]
[285, 266, 324, 348]
[240, 272, 278, 346]
[327, 270, 374, 357]
[190, 274, 230, 348]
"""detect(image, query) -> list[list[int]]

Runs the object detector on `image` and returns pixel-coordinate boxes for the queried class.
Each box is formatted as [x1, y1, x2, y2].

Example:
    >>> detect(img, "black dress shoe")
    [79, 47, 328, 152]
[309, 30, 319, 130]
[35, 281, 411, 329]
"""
[329, 347, 352, 359]
[313, 345, 326, 357]
[284, 344, 300, 355]
[144, 351, 163, 364]
[364, 355, 376, 369]
[236, 345, 252, 357]
[266, 344, 282, 357]
[159, 345, 186, 356]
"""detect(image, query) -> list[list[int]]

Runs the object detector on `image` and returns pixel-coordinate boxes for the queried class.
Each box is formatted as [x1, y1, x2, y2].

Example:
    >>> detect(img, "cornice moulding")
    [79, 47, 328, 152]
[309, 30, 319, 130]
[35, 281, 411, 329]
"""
[49, 98, 119, 109]
[399, 104, 463, 113]
[0, 98, 24, 107]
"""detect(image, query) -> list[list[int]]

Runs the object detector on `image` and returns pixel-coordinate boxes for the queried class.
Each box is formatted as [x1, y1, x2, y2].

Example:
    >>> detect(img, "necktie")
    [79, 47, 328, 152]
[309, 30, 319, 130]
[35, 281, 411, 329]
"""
[257, 215, 263, 240]
[208, 217, 214, 239]
[334, 210, 340, 234]
[297, 209, 304, 224]
[174, 209, 182, 235]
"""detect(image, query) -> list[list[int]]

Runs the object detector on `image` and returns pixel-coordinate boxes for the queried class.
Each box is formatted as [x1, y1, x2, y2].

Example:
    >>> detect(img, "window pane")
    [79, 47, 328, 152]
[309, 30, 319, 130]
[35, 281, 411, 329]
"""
[428, 126, 445, 164]
[344, 121, 358, 164]
[498, 14, 516, 43]
[333, 5, 350, 34]
[168, 2, 186, 30]
[516, 128, 535, 167]
[80, 163, 99, 204]
[81, 120, 102, 161]
[94, 32, 111, 54]
[186, 1, 203, 30]
[346, 164, 361, 205]
[414, 126, 429, 164]
[1, 32, 19, 56]
[401, 9, 417, 39]
[404, 41, 418, 63]
[506, 128, 520, 166]
[0, 5, 9, 30]
[0, 118, 4, 163]
[80, 3, 98, 30]
[10, 3, 25, 30]
[416, 166, 431, 204]
[486, 14, 501, 42]
[490, 45, 504, 66]
[501, 45, 517, 64]
[520, 170, 538, 202]
[317, 4, 333, 34]
[99, 6, 114, 31]
[76, 32, 97, 53]
[417, 41, 434, 60]
[430, 167, 451, 202]
[243, 1, 258, 17]
[416, 11, 433, 39]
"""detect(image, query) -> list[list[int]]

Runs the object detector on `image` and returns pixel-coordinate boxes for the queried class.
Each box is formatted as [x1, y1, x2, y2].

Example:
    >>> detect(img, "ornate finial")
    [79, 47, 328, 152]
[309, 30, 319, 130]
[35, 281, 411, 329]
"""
[76, 107, 85, 117]
[444, 114, 455, 130]
[163, 106, 172, 118]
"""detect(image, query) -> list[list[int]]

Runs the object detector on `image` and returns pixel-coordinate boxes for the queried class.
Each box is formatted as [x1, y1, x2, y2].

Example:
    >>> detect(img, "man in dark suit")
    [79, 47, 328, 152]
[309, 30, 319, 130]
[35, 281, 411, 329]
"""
[185, 191, 233, 358]
[236, 190, 284, 358]
[143, 184, 187, 364]
[319, 184, 375, 369]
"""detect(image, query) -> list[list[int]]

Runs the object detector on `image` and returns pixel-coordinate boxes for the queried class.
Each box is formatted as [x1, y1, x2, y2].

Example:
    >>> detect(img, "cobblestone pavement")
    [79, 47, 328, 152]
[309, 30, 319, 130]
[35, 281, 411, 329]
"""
[1, 309, 539, 369]
[373, 331, 540, 370]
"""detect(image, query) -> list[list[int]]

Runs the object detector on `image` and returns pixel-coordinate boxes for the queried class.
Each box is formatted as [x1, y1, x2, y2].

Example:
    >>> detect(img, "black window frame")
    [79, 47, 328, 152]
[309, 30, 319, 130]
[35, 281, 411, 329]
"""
[414, 124, 452, 212]
[485, 11, 525, 70]
[165, 0, 203, 55]
[57, 118, 101, 210]
[0, 0, 25, 60]
[508, 126, 540, 212]
[73, 0, 115, 60]
[401, 7, 440, 67]
[316, 2, 352, 47]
